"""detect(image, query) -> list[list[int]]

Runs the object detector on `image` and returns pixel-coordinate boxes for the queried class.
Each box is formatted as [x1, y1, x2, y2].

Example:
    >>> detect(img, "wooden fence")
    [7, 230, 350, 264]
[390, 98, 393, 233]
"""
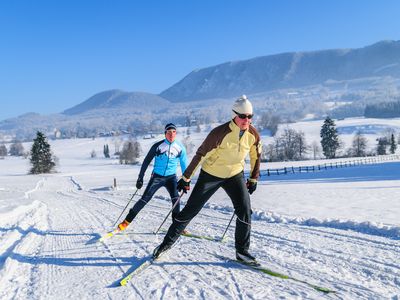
[260, 154, 400, 177]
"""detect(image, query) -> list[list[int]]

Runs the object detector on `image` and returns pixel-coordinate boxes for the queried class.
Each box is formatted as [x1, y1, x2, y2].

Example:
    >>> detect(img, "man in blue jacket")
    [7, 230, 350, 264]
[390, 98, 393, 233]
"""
[117, 123, 188, 231]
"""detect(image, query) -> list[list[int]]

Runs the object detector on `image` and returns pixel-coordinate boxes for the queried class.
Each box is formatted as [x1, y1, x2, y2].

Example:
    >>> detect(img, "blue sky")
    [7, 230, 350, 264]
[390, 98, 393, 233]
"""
[1, 0, 400, 120]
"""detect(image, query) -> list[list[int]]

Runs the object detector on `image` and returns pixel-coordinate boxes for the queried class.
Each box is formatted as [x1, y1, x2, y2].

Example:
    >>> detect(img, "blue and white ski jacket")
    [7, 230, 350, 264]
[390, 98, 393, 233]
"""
[138, 139, 187, 178]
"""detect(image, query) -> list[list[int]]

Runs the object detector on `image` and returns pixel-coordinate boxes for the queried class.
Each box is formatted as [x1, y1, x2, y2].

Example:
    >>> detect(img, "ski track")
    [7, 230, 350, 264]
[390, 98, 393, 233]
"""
[0, 175, 399, 299]
[0, 195, 49, 300]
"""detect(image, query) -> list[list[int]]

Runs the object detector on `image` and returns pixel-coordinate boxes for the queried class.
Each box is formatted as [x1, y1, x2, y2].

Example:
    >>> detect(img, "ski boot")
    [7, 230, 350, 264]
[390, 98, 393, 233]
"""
[236, 250, 259, 266]
[117, 220, 130, 232]
[153, 243, 171, 259]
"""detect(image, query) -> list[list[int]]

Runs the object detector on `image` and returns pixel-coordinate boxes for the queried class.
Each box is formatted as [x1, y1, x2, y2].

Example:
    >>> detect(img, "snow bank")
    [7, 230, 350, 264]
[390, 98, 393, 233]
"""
[251, 210, 400, 240]
[201, 202, 400, 240]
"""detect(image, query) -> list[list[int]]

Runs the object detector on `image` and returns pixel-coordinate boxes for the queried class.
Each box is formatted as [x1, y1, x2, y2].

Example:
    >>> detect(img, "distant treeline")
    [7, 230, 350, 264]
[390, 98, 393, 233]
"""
[364, 101, 400, 118]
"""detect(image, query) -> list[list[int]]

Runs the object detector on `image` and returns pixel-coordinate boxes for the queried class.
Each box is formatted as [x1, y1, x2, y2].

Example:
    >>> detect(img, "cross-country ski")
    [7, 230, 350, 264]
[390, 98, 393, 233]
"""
[215, 255, 336, 294]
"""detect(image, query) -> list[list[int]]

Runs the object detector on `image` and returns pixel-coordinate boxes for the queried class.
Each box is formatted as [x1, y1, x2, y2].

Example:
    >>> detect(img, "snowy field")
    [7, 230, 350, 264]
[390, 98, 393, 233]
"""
[1, 118, 400, 299]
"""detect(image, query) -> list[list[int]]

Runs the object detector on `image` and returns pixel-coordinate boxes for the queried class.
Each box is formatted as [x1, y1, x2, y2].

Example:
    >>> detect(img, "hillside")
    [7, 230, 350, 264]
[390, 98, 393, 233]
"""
[160, 40, 400, 101]
[63, 90, 170, 115]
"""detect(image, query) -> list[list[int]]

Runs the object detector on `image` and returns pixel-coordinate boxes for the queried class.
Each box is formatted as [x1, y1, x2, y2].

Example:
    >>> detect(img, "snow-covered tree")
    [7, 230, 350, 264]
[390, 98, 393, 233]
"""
[320, 117, 339, 159]
[196, 124, 201, 133]
[103, 144, 110, 158]
[119, 140, 141, 164]
[259, 112, 281, 136]
[311, 141, 321, 160]
[0, 144, 7, 157]
[377, 138, 387, 155]
[9, 142, 24, 156]
[182, 135, 195, 155]
[351, 131, 368, 157]
[29, 131, 56, 174]
[269, 128, 309, 161]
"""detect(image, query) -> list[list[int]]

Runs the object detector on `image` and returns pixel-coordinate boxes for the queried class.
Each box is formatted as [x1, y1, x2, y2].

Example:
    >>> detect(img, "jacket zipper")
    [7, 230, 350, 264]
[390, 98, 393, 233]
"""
[238, 131, 244, 152]
[163, 142, 171, 176]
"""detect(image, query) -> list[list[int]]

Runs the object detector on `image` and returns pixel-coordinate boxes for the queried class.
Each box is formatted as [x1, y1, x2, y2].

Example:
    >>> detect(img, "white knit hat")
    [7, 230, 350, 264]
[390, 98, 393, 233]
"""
[232, 95, 253, 119]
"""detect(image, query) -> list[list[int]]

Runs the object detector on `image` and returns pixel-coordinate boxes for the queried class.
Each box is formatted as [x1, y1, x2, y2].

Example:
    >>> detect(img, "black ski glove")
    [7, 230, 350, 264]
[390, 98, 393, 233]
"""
[136, 178, 143, 189]
[247, 179, 257, 195]
[177, 178, 191, 193]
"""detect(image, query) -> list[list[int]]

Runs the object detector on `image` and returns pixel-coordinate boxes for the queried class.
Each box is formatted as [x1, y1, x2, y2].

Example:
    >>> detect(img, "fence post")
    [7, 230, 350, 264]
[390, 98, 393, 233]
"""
[113, 178, 117, 189]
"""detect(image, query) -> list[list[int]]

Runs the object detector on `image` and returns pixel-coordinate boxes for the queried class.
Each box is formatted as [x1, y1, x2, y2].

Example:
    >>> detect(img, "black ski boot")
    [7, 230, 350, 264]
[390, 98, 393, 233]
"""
[153, 243, 171, 259]
[236, 250, 259, 266]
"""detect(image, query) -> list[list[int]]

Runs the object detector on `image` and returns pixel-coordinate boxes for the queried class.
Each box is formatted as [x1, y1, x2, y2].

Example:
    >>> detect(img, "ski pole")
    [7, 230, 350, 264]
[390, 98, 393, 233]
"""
[154, 191, 185, 234]
[112, 189, 139, 227]
[220, 212, 235, 241]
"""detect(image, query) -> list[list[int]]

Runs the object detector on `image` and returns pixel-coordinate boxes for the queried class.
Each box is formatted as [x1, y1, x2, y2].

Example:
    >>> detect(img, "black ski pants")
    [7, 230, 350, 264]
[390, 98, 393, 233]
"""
[162, 169, 252, 252]
[125, 173, 180, 222]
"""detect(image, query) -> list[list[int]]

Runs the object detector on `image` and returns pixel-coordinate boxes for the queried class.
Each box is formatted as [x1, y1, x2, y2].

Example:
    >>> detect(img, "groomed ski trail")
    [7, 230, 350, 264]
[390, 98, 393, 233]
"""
[0, 175, 399, 299]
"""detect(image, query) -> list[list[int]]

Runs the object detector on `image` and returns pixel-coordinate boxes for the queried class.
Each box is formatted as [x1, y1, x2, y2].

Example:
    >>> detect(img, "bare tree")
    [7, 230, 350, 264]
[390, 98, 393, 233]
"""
[262, 143, 279, 162]
[280, 128, 297, 160]
[9, 142, 24, 156]
[311, 141, 321, 160]
[259, 112, 281, 136]
[350, 131, 368, 157]
[113, 138, 122, 155]
[119, 140, 141, 164]
[295, 130, 309, 160]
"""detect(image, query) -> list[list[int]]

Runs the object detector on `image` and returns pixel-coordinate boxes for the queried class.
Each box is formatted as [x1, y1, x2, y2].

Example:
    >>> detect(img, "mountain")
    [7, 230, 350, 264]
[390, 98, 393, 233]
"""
[63, 90, 170, 115]
[3, 40, 400, 140]
[0, 90, 175, 140]
[160, 40, 400, 101]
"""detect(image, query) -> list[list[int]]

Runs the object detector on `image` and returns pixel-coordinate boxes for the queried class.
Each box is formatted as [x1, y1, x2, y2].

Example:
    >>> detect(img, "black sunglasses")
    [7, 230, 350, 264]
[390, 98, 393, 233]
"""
[233, 110, 253, 119]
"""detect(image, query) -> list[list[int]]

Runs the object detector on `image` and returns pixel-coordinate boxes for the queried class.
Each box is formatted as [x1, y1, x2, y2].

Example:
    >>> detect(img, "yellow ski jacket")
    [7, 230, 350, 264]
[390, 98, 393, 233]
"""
[183, 120, 262, 181]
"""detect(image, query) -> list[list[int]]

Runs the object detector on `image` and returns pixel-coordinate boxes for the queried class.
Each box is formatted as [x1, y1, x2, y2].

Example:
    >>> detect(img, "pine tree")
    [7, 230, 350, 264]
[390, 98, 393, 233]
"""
[29, 131, 56, 174]
[390, 133, 397, 154]
[103, 144, 110, 158]
[377, 138, 387, 155]
[320, 117, 340, 159]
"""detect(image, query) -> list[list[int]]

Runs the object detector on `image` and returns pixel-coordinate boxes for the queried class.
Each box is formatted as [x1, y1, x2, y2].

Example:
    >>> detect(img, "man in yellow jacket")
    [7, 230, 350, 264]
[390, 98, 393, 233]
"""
[153, 95, 262, 263]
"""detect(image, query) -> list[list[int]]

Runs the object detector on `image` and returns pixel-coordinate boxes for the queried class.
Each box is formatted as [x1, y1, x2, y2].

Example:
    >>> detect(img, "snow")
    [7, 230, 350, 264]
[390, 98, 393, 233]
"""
[276, 117, 400, 152]
[1, 120, 400, 299]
